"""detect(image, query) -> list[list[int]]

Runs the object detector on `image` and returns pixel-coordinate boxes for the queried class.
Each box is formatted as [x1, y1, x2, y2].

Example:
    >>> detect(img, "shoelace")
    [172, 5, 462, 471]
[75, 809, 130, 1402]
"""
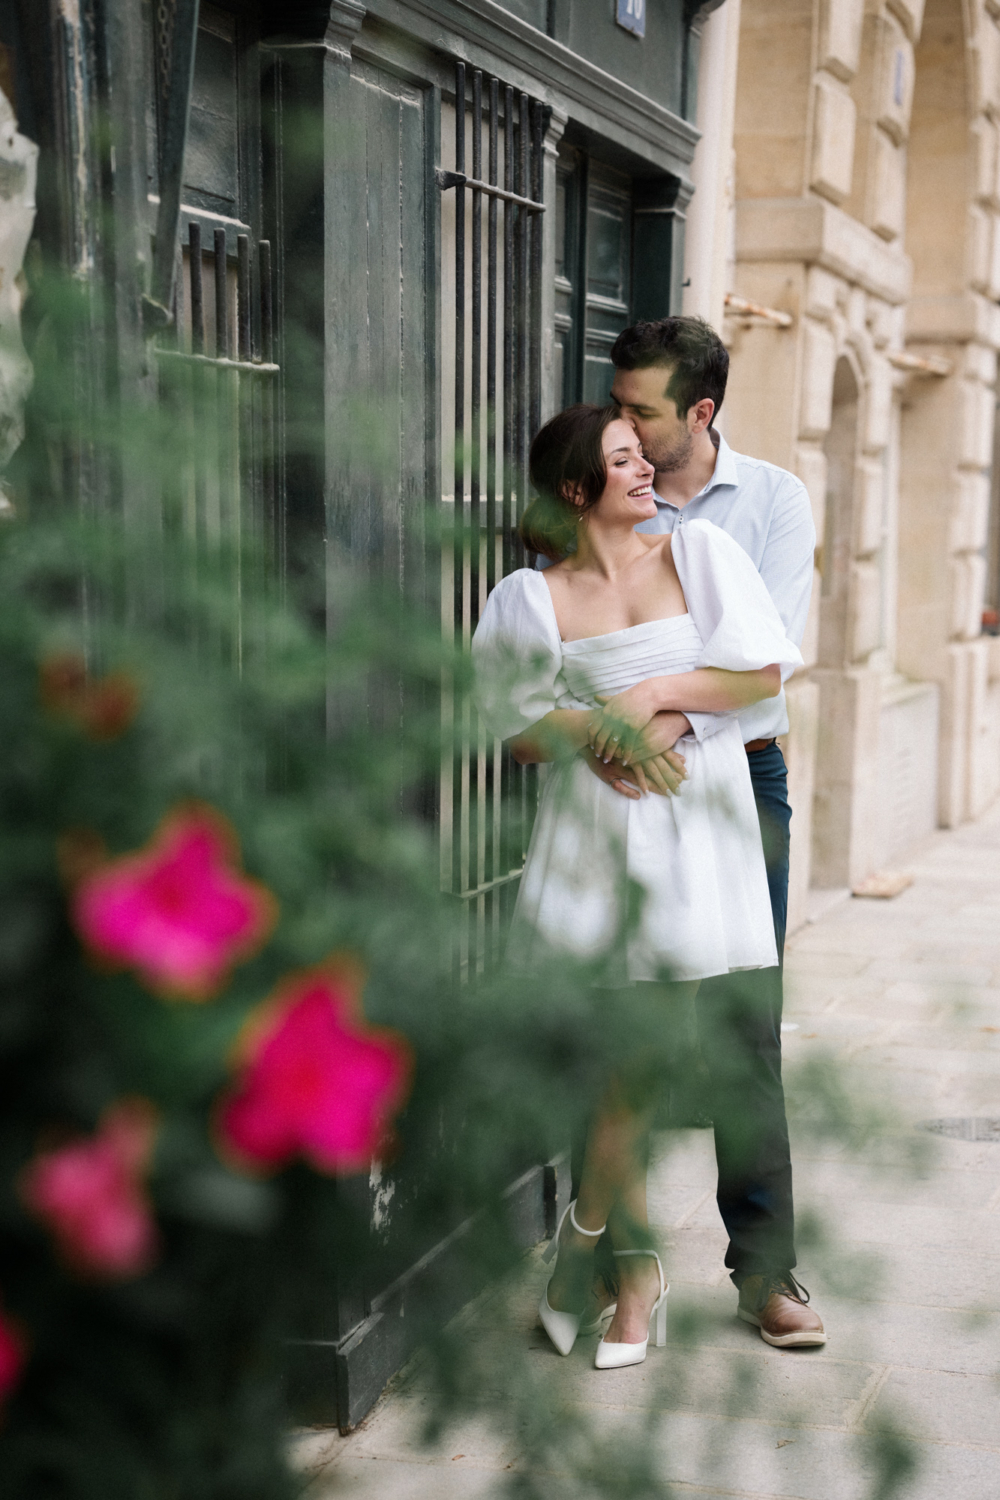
[770, 1272, 811, 1305]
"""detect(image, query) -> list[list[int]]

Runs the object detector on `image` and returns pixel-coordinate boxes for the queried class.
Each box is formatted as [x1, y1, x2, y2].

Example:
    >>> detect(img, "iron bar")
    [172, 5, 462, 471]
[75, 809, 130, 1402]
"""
[146, 0, 201, 331]
[237, 234, 251, 362]
[436, 170, 544, 212]
[529, 101, 544, 446]
[189, 220, 204, 354]
[517, 92, 530, 544]
[154, 347, 279, 374]
[454, 63, 469, 933]
[471, 69, 482, 542]
[486, 78, 501, 956]
[502, 83, 514, 582]
[457, 867, 525, 901]
[214, 227, 228, 357]
[259, 240, 273, 362]
[471, 69, 487, 967]
[486, 78, 499, 600]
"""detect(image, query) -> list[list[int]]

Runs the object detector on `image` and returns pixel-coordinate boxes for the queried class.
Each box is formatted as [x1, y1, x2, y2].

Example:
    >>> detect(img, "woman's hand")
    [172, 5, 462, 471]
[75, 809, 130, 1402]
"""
[588, 684, 659, 762]
[578, 717, 689, 798]
[624, 710, 691, 766]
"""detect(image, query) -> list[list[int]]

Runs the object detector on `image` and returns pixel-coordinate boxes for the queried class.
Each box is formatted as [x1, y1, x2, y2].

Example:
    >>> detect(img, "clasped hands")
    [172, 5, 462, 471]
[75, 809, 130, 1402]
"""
[585, 684, 689, 800]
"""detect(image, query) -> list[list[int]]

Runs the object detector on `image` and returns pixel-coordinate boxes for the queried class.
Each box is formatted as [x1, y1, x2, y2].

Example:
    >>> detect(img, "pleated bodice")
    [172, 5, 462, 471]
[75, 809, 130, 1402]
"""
[559, 613, 703, 705]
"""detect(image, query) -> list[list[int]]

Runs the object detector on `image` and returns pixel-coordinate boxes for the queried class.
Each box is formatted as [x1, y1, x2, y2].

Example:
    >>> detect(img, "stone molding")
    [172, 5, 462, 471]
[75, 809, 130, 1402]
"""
[261, 0, 365, 48]
[365, 0, 699, 180]
[736, 196, 912, 305]
[326, 0, 366, 53]
[906, 291, 1000, 349]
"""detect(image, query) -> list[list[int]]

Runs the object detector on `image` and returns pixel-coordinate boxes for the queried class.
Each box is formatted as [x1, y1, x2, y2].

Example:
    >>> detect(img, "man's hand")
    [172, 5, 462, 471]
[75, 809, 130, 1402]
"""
[580, 741, 687, 799]
[583, 750, 642, 800]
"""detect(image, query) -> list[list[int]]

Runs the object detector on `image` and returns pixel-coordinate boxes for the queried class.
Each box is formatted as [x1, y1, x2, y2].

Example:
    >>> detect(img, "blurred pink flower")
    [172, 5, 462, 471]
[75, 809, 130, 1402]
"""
[217, 965, 412, 1175]
[71, 804, 277, 1000]
[40, 653, 139, 741]
[0, 1300, 24, 1404]
[20, 1100, 159, 1280]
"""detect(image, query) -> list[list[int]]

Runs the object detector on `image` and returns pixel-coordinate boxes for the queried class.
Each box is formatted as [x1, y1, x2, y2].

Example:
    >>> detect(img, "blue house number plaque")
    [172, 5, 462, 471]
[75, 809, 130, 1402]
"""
[616, 0, 645, 37]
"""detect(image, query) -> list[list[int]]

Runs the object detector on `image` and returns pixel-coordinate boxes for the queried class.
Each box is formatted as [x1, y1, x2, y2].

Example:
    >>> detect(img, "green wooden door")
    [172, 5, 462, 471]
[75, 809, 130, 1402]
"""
[555, 145, 683, 409]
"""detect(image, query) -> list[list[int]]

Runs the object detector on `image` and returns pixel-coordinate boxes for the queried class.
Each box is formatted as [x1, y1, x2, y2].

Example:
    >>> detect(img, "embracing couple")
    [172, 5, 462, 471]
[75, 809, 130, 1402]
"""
[472, 316, 827, 1369]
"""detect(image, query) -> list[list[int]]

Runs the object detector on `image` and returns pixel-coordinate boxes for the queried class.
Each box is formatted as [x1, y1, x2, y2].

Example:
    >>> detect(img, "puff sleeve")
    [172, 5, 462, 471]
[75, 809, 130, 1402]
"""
[471, 569, 565, 742]
[672, 521, 802, 743]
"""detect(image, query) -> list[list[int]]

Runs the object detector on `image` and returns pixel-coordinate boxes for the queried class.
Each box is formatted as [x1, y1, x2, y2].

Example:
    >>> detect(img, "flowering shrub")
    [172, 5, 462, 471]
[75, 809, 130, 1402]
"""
[0, 1304, 23, 1406]
[19, 1099, 159, 1278]
[71, 805, 277, 1000]
[217, 966, 412, 1174]
[40, 653, 139, 741]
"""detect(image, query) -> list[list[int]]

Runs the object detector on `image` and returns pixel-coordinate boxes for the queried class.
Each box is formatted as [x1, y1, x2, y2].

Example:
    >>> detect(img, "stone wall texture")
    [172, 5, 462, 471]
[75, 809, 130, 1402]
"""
[718, 0, 1000, 929]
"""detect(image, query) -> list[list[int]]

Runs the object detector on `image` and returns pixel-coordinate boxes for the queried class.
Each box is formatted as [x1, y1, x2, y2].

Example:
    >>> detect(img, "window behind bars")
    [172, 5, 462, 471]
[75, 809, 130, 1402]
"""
[151, 1, 281, 644]
[438, 64, 547, 978]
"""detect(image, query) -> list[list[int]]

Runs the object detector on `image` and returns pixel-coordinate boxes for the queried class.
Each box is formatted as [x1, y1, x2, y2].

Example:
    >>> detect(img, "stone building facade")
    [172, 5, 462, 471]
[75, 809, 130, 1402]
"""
[688, 0, 1000, 931]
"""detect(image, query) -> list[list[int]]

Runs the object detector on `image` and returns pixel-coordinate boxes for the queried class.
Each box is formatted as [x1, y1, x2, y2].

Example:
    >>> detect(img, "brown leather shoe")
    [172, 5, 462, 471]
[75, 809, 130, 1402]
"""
[737, 1273, 827, 1348]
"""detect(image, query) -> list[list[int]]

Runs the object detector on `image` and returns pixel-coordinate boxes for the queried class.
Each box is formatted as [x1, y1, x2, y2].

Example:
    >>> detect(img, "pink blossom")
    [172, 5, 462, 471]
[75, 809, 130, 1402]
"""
[40, 653, 139, 741]
[71, 805, 277, 1001]
[20, 1100, 159, 1279]
[0, 1300, 24, 1404]
[217, 966, 412, 1175]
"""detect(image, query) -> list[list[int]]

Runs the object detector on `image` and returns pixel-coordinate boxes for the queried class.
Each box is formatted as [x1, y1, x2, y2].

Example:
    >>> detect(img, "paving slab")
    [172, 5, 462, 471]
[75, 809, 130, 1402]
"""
[295, 803, 1000, 1498]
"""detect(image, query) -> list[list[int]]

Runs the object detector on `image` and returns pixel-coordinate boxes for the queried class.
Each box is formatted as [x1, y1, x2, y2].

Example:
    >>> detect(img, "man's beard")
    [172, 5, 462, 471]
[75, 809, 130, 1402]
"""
[645, 430, 693, 474]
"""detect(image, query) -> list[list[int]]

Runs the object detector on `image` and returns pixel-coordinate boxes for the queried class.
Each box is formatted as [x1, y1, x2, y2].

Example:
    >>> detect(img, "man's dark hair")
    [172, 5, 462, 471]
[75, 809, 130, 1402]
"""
[610, 316, 729, 426]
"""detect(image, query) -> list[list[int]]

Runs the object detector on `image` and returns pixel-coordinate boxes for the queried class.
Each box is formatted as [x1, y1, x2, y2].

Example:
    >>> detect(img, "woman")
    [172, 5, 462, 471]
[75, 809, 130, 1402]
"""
[472, 404, 801, 1370]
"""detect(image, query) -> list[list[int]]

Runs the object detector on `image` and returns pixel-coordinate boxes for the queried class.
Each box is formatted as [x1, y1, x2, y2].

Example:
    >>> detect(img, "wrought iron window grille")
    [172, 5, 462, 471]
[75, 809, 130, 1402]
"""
[438, 60, 546, 978]
[153, 221, 282, 588]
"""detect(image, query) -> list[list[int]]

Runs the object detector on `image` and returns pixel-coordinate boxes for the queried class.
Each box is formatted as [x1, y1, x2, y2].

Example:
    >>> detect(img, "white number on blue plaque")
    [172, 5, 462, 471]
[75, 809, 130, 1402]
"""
[616, 0, 645, 39]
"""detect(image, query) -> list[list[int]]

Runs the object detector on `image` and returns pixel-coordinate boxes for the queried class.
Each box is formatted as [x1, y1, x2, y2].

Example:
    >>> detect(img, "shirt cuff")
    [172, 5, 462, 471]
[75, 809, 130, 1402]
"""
[684, 710, 736, 743]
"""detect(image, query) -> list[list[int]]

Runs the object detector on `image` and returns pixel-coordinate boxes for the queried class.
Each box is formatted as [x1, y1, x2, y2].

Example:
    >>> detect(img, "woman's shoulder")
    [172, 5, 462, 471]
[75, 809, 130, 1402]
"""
[475, 568, 557, 640]
[485, 567, 550, 607]
[681, 517, 739, 548]
[674, 518, 753, 571]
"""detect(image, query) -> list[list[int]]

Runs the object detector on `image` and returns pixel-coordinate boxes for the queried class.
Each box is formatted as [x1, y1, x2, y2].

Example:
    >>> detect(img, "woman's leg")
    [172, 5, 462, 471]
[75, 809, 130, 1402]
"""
[553, 980, 698, 1340]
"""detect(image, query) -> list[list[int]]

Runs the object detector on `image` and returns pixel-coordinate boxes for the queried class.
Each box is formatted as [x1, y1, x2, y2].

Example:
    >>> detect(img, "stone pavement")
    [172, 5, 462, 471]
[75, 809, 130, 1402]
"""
[294, 803, 1000, 1499]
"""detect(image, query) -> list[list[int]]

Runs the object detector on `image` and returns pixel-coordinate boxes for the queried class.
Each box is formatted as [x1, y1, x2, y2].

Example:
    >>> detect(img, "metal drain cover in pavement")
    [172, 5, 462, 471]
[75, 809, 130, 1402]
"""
[919, 1118, 1000, 1141]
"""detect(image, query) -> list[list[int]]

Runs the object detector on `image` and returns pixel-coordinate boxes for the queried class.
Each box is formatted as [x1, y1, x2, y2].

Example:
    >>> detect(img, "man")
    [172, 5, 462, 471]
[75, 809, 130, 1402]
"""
[588, 315, 824, 1347]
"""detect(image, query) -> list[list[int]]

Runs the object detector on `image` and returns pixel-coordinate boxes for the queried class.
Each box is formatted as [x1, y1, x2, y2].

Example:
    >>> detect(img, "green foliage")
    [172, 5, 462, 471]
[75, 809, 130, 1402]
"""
[0, 266, 925, 1500]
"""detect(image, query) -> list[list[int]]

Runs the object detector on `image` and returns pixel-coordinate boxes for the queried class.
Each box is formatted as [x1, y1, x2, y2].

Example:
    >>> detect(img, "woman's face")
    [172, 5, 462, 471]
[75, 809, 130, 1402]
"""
[586, 418, 657, 526]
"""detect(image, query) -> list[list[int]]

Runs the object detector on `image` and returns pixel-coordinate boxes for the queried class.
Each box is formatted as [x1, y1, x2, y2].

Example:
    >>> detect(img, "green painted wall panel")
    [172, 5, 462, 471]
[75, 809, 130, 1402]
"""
[327, 60, 430, 574]
[493, 0, 548, 30]
[556, 0, 687, 120]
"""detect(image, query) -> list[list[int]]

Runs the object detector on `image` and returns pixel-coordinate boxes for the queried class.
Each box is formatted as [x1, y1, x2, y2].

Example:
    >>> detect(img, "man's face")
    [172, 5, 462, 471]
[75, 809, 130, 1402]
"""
[610, 363, 706, 474]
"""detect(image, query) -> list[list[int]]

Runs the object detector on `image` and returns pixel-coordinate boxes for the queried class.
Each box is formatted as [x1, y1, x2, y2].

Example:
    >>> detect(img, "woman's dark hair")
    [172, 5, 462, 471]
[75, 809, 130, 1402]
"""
[610, 316, 729, 427]
[519, 403, 619, 561]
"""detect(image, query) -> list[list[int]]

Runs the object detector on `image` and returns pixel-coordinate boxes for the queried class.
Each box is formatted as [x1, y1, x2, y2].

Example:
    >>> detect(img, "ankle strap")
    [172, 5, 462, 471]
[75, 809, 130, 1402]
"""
[614, 1247, 666, 1299]
[569, 1200, 606, 1237]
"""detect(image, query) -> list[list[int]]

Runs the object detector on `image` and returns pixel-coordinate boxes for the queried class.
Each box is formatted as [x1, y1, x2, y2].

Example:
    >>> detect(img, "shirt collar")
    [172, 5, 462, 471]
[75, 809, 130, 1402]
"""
[654, 430, 739, 510]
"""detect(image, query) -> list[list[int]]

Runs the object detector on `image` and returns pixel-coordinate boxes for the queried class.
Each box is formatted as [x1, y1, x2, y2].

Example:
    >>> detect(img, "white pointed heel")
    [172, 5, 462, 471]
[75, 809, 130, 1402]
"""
[594, 1249, 668, 1369]
[537, 1199, 606, 1357]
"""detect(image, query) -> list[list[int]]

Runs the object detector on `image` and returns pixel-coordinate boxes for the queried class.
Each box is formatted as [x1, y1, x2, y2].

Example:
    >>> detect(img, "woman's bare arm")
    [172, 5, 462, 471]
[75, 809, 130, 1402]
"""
[508, 708, 592, 766]
[589, 665, 781, 761]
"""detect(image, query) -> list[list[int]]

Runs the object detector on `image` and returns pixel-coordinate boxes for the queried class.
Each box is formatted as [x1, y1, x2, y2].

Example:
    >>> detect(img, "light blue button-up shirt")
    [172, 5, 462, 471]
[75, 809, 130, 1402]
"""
[634, 432, 815, 744]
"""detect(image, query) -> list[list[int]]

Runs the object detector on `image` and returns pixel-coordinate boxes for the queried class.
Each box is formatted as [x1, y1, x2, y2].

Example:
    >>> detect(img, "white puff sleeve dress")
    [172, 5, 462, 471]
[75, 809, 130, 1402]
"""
[471, 519, 803, 985]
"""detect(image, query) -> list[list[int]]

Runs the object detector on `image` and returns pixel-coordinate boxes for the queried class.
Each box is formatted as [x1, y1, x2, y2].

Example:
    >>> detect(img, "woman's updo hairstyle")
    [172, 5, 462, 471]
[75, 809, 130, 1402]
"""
[519, 403, 618, 561]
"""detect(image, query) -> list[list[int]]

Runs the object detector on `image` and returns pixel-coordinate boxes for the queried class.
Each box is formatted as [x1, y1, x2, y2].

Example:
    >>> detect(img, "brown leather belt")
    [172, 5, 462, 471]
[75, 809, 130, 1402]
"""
[744, 737, 777, 754]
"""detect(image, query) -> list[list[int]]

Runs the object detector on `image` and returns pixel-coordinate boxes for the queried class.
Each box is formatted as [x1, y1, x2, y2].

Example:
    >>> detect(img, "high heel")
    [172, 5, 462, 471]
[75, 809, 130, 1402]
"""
[594, 1249, 668, 1369]
[537, 1199, 606, 1357]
